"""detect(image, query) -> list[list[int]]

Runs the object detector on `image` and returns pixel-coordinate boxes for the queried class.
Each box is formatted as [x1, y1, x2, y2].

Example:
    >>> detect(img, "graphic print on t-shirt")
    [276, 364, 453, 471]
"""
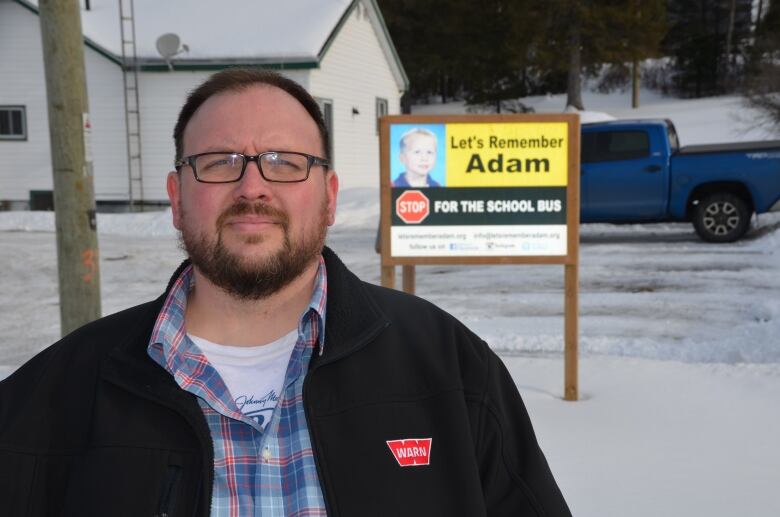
[188, 329, 299, 431]
[235, 390, 279, 428]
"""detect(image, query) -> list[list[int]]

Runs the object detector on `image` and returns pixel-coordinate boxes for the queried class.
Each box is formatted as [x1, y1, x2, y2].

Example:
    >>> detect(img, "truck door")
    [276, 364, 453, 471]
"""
[581, 128, 667, 222]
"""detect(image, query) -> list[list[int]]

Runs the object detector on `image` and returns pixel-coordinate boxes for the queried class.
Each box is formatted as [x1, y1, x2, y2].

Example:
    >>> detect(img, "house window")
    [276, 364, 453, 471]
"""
[316, 98, 334, 164]
[0, 106, 27, 141]
[375, 97, 388, 134]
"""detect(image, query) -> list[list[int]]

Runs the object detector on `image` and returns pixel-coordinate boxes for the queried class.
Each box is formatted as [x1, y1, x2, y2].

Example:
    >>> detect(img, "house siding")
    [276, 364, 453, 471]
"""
[86, 48, 129, 201]
[0, 0, 310, 205]
[1, 0, 402, 205]
[0, 0, 52, 202]
[136, 71, 213, 202]
[308, 1, 403, 190]
[0, 0, 128, 203]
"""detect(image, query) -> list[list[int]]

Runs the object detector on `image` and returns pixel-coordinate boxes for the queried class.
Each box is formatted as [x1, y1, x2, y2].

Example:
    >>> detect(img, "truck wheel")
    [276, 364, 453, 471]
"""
[692, 193, 751, 243]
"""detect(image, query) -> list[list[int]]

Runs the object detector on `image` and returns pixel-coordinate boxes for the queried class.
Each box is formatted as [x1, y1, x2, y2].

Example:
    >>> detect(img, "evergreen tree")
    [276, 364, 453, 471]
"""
[526, 0, 589, 109]
[663, 0, 753, 97]
[529, 0, 666, 109]
[461, 0, 539, 111]
[377, 0, 468, 102]
[378, 0, 545, 108]
[378, 0, 666, 110]
[610, 0, 667, 107]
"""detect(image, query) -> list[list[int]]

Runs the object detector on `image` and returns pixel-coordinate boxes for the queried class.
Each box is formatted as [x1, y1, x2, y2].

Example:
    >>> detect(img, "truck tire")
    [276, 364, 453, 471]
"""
[692, 193, 751, 243]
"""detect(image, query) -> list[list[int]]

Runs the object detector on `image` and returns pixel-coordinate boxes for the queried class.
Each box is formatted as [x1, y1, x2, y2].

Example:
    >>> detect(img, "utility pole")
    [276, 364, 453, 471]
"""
[38, 0, 102, 336]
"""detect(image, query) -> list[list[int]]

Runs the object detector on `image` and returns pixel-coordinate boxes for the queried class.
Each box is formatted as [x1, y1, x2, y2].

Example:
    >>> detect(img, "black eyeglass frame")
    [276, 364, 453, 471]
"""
[174, 150, 330, 184]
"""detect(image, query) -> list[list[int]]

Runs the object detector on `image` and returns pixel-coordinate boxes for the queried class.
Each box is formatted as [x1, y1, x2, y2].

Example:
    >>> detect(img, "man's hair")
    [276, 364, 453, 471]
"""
[399, 127, 437, 152]
[173, 68, 330, 162]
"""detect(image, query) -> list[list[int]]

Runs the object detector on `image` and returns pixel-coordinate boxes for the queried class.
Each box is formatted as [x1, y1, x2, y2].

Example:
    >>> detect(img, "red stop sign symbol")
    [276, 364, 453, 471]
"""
[396, 190, 430, 224]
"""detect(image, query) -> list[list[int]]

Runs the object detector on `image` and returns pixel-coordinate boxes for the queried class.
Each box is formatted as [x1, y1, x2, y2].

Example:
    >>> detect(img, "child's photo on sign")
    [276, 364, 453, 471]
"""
[390, 124, 446, 187]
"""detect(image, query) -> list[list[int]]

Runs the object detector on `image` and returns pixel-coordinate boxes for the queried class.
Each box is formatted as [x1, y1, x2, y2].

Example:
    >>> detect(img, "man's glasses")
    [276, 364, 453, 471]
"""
[175, 151, 330, 183]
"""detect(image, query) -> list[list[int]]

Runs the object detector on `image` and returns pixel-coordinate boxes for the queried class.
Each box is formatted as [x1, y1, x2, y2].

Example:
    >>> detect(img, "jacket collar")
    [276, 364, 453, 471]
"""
[315, 247, 390, 368]
[102, 246, 389, 387]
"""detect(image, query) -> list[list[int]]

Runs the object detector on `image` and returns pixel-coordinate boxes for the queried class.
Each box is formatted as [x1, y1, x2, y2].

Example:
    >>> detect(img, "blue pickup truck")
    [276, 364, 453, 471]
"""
[580, 119, 780, 242]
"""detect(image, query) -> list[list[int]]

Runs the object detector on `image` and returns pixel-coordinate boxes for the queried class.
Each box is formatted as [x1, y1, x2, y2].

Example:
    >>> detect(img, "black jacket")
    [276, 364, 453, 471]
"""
[0, 248, 571, 517]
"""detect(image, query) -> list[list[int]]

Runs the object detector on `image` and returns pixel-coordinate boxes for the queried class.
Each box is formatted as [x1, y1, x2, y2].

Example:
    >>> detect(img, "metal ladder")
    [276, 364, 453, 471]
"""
[119, 0, 144, 209]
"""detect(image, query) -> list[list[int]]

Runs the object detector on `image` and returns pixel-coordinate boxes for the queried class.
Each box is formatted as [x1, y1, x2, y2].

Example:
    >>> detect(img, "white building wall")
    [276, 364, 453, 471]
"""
[136, 71, 212, 202]
[0, 0, 387, 204]
[0, 0, 52, 202]
[136, 69, 310, 202]
[0, 0, 128, 203]
[85, 48, 129, 201]
[308, 2, 403, 190]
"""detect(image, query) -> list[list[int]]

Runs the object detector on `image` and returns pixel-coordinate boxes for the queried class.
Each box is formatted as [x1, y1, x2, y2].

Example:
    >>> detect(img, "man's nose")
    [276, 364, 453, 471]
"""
[234, 159, 273, 200]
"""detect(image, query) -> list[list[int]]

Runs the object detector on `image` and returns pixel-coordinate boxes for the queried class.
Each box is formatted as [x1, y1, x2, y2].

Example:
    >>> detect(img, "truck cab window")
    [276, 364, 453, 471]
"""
[583, 130, 650, 163]
[604, 131, 649, 161]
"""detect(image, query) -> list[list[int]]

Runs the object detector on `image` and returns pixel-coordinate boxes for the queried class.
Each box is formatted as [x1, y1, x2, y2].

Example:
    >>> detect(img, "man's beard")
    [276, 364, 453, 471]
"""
[179, 199, 328, 300]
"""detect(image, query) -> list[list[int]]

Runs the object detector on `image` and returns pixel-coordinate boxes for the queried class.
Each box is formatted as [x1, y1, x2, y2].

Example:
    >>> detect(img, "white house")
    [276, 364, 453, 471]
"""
[0, 0, 407, 208]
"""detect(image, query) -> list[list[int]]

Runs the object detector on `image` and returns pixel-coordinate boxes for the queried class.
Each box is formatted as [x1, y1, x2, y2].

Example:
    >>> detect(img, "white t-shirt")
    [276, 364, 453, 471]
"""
[189, 329, 298, 430]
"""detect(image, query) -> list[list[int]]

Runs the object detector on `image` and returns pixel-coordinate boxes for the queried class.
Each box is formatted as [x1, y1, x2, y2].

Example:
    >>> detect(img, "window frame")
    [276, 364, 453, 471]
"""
[0, 105, 27, 141]
[315, 97, 334, 166]
[375, 97, 388, 135]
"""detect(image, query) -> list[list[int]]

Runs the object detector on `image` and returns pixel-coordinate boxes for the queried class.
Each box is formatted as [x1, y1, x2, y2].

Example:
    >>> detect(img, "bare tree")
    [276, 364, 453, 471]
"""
[743, 0, 780, 133]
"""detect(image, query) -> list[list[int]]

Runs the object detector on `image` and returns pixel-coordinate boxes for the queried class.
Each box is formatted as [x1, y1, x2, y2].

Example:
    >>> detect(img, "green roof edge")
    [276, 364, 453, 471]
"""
[317, 1, 358, 60]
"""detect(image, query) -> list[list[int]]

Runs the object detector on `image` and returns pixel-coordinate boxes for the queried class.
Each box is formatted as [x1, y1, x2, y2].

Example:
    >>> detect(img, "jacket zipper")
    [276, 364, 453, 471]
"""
[303, 369, 334, 516]
[155, 464, 182, 517]
[303, 320, 391, 516]
[100, 371, 214, 517]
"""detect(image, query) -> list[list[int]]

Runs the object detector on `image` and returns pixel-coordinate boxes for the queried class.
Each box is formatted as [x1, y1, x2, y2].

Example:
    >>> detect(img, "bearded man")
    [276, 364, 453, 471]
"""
[0, 69, 572, 517]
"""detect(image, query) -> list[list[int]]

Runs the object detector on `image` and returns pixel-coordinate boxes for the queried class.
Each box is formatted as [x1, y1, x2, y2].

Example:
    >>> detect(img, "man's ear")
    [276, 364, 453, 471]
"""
[167, 171, 183, 230]
[325, 169, 339, 227]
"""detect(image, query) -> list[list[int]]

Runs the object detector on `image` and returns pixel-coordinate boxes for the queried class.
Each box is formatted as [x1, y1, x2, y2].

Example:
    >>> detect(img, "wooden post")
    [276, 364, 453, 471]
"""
[564, 113, 580, 402]
[381, 266, 395, 290]
[564, 263, 579, 401]
[38, 0, 102, 336]
[401, 265, 415, 294]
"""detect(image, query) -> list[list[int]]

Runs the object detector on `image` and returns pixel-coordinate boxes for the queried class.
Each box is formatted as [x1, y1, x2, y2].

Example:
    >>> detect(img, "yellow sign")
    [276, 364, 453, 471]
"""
[445, 123, 568, 187]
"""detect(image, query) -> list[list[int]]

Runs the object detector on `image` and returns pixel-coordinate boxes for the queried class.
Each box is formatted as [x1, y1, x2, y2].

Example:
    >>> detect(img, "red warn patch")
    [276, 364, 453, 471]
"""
[386, 438, 432, 467]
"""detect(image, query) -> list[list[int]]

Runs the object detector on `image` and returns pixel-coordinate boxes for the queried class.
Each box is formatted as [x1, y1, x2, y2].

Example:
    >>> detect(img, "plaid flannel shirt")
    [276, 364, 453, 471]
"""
[148, 259, 327, 517]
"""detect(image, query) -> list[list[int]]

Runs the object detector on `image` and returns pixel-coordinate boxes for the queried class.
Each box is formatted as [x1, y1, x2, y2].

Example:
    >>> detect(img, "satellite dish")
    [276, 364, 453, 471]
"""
[156, 33, 181, 59]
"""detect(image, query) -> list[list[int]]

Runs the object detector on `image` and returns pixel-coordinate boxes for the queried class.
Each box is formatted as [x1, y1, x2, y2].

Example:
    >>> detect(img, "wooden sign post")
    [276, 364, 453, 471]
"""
[379, 114, 581, 401]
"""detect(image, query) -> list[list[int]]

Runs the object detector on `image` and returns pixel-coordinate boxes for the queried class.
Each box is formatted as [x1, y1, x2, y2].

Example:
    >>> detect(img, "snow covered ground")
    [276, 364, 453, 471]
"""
[1, 89, 779, 516]
[1, 195, 779, 517]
